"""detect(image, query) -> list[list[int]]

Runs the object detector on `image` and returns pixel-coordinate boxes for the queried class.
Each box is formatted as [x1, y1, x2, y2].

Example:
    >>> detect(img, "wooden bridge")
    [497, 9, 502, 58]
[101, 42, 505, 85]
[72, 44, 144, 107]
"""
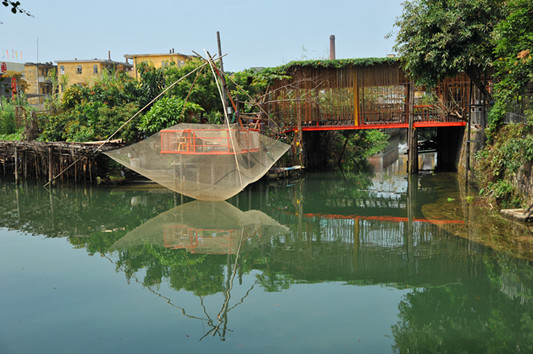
[258, 58, 490, 172]
[262, 58, 486, 132]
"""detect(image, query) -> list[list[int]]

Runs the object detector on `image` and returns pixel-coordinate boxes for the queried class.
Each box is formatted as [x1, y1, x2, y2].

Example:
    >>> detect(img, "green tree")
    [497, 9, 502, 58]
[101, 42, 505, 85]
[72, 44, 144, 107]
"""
[394, 0, 506, 96]
[41, 70, 140, 142]
[163, 58, 222, 116]
[139, 96, 203, 134]
[489, 0, 533, 128]
[135, 62, 166, 108]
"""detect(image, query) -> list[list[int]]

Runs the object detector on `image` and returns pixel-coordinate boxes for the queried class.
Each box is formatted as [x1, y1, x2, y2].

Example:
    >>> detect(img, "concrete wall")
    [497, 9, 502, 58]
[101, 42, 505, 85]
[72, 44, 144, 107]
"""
[125, 53, 191, 79]
[24, 63, 55, 104]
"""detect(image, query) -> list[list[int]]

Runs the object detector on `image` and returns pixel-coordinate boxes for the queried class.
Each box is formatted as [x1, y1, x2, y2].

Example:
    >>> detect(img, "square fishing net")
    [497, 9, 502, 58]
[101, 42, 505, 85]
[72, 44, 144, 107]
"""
[105, 123, 289, 201]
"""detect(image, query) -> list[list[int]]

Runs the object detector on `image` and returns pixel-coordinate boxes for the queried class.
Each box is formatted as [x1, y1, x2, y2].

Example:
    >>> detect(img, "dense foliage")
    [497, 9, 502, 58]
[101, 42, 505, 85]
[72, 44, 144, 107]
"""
[0, 95, 33, 140]
[395, 0, 533, 206]
[474, 109, 533, 207]
[39, 71, 141, 142]
[271, 57, 398, 71]
[0, 96, 20, 138]
[139, 96, 203, 134]
[488, 0, 533, 130]
[36, 59, 229, 142]
[394, 0, 505, 93]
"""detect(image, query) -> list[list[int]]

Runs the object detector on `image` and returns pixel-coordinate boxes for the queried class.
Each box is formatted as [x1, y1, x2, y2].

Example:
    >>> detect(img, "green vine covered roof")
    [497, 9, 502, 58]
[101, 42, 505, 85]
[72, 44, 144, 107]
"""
[273, 57, 399, 71]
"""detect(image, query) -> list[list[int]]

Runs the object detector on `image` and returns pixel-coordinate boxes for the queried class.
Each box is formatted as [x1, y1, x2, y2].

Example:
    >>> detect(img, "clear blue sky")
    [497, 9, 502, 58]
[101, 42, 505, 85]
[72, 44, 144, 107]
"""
[1, 0, 403, 72]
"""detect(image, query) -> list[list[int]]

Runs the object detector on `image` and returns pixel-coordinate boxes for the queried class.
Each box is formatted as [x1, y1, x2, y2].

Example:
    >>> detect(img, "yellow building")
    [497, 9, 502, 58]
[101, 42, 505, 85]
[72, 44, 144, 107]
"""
[124, 51, 193, 79]
[55, 58, 133, 93]
[24, 62, 56, 105]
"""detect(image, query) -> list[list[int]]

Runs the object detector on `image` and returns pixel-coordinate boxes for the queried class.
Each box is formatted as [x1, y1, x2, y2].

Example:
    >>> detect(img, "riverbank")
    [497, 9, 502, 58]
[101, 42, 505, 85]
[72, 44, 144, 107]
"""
[459, 118, 533, 210]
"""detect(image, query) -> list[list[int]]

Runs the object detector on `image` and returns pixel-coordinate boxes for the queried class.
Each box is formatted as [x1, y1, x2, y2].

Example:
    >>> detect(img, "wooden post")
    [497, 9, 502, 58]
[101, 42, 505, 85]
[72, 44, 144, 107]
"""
[297, 91, 304, 166]
[48, 147, 53, 185]
[14, 146, 19, 184]
[407, 83, 418, 174]
[353, 69, 359, 126]
[466, 80, 473, 183]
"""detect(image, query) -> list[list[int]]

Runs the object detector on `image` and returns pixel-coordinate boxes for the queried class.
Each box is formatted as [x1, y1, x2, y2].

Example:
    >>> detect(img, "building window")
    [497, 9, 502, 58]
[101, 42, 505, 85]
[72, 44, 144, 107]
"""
[93, 65, 98, 74]
[77, 65, 82, 74]
[60, 66, 65, 75]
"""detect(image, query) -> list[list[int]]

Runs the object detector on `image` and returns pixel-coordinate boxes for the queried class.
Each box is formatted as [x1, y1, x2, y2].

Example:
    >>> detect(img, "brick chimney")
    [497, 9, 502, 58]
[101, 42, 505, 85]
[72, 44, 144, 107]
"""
[329, 35, 336, 60]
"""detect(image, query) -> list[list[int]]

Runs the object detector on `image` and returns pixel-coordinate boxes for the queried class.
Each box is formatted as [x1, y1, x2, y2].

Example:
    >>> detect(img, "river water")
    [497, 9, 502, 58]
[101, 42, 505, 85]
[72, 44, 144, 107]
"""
[2, 153, 533, 353]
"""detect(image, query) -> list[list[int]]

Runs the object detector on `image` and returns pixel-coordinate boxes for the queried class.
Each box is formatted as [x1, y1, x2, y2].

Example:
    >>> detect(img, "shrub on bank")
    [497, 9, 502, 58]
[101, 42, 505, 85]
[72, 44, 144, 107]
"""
[0, 96, 33, 141]
[474, 109, 533, 207]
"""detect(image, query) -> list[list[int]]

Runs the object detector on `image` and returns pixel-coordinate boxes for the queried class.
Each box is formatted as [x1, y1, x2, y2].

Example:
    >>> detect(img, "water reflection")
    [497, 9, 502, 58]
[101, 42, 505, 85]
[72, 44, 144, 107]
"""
[108, 201, 289, 340]
[1, 173, 533, 350]
[111, 201, 288, 254]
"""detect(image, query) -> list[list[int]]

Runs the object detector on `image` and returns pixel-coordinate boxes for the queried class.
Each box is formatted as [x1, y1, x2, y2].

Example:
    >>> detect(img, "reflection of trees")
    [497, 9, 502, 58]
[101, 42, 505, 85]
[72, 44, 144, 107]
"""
[264, 172, 376, 218]
[0, 181, 175, 241]
[392, 253, 533, 353]
[109, 243, 256, 342]
[116, 245, 224, 296]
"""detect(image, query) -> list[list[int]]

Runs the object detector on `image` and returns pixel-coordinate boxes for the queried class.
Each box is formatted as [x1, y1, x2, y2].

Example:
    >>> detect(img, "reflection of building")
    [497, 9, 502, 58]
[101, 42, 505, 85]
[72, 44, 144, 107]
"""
[56, 57, 133, 94]
[24, 62, 56, 105]
[124, 51, 193, 79]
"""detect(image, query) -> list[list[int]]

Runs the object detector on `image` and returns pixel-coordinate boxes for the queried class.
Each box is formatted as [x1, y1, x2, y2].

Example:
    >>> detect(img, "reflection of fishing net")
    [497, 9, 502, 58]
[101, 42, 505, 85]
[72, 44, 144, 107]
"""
[111, 200, 288, 254]
[105, 123, 289, 201]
